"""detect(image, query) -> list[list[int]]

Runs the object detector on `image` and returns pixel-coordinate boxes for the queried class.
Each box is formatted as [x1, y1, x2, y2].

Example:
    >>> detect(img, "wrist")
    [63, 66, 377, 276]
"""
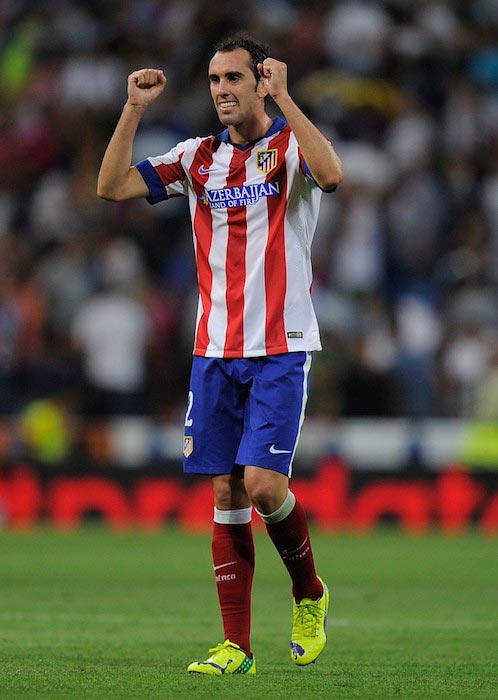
[124, 100, 148, 113]
[271, 91, 292, 109]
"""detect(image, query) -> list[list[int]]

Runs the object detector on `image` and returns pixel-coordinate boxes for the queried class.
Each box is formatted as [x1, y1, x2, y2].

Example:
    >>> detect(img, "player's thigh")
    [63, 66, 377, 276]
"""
[236, 351, 312, 475]
[183, 356, 244, 475]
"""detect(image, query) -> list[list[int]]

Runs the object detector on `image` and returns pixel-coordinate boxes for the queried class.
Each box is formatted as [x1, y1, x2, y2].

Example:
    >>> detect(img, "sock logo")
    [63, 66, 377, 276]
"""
[214, 560, 238, 582]
[282, 536, 310, 562]
[216, 573, 237, 582]
[213, 561, 237, 571]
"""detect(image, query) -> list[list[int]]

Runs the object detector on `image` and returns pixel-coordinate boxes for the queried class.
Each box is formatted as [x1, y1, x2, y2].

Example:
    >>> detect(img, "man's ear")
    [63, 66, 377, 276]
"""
[256, 77, 268, 98]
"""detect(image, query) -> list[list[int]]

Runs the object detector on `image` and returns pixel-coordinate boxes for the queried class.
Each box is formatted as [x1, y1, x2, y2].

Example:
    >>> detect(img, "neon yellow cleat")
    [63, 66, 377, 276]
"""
[290, 576, 329, 666]
[187, 640, 256, 675]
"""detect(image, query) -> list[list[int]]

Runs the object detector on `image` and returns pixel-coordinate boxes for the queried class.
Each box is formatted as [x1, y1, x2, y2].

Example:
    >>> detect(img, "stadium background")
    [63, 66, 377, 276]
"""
[1, 0, 498, 532]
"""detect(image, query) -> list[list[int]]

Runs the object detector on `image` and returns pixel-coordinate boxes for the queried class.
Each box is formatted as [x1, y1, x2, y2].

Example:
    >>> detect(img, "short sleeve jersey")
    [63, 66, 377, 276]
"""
[135, 117, 328, 358]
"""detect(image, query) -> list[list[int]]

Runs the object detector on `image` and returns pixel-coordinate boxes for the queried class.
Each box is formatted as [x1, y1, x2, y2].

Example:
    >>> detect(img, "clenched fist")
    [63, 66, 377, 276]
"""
[257, 58, 288, 101]
[127, 69, 167, 108]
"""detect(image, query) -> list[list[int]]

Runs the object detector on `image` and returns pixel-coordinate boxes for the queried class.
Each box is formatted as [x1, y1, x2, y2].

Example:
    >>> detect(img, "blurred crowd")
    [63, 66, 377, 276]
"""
[1, 0, 498, 426]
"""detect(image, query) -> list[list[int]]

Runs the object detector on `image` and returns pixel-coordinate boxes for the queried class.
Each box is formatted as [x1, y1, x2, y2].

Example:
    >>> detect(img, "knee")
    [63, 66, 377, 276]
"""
[244, 469, 289, 515]
[211, 474, 249, 510]
[247, 483, 275, 514]
[212, 478, 235, 510]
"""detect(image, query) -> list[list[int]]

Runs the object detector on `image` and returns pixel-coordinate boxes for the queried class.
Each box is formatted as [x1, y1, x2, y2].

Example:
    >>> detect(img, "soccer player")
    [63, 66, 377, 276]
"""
[97, 33, 343, 675]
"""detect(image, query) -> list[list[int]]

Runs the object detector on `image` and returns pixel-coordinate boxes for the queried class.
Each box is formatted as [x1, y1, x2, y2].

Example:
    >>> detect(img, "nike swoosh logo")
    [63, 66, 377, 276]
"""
[213, 561, 237, 571]
[198, 165, 216, 175]
[269, 444, 292, 455]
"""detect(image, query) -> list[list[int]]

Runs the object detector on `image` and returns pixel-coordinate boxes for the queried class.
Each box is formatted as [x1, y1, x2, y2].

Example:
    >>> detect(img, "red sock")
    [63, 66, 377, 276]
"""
[265, 497, 322, 603]
[212, 516, 255, 656]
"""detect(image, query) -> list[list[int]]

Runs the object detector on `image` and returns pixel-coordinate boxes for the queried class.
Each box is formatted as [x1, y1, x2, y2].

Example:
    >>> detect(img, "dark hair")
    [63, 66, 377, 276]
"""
[214, 32, 270, 83]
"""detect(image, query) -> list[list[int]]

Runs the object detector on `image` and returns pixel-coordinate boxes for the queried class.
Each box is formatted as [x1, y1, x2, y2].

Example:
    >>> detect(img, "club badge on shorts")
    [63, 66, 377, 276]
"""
[256, 149, 278, 174]
[183, 435, 194, 458]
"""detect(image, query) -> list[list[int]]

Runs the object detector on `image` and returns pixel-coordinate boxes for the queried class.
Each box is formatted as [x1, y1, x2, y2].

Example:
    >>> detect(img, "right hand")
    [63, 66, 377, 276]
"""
[127, 68, 167, 108]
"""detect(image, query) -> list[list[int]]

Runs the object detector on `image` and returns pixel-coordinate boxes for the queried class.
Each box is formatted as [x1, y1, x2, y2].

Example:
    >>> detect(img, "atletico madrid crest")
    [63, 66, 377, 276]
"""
[183, 435, 193, 458]
[256, 149, 278, 174]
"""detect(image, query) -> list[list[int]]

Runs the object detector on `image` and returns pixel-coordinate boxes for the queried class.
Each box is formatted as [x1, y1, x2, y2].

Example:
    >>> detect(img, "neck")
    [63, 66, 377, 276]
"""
[228, 114, 273, 145]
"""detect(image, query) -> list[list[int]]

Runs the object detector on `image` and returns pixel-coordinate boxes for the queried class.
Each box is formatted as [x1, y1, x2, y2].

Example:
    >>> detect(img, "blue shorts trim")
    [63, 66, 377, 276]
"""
[182, 352, 312, 478]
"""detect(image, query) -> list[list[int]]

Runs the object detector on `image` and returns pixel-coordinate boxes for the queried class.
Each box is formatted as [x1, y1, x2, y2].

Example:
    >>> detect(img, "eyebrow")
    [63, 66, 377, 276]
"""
[208, 71, 244, 80]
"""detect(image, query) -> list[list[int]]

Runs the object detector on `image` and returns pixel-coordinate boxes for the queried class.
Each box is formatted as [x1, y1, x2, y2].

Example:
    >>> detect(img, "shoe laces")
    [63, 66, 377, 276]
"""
[208, 640, 240, 655]
[294, 600, 324, 637]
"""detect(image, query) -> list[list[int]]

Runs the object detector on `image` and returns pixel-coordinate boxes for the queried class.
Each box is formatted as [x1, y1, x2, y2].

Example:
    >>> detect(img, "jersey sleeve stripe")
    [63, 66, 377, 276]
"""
[135, 159, 169, 203]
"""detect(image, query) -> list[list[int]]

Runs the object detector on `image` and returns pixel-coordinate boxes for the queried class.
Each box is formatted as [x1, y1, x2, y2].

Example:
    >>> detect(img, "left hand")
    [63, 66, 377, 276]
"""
[257, 58, 288, 101]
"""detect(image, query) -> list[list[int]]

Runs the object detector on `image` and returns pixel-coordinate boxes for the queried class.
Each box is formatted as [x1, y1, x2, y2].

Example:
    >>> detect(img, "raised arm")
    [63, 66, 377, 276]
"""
[97, 69, 167, 201]
[258, 59, 343, 191]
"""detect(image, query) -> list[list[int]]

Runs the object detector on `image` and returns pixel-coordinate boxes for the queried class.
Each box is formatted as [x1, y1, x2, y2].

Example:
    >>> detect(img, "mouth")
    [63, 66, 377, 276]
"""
[218, 101, 237, 110]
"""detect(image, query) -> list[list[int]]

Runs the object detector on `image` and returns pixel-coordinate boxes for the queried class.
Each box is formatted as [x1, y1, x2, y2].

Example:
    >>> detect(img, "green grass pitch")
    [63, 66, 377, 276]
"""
[0, 528, 497, 699]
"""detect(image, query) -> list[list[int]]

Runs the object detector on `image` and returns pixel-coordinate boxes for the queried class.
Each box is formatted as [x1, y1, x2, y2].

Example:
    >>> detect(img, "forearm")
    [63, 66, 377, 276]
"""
[97, 102, 148, 201]
[274, 94, 343, 191]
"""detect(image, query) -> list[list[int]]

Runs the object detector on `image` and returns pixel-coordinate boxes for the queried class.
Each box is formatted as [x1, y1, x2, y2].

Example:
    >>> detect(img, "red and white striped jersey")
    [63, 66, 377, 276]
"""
[135, 117, 330, 358]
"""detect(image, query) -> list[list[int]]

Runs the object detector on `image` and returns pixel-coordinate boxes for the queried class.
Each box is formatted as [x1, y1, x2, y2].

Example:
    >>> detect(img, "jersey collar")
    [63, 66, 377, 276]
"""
[217, 117, 286, 150]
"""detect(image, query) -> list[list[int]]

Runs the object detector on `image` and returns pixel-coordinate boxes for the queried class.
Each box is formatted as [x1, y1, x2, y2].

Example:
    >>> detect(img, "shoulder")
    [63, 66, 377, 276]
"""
[147, 135, 219, 169]
[175, 134, 220, 156]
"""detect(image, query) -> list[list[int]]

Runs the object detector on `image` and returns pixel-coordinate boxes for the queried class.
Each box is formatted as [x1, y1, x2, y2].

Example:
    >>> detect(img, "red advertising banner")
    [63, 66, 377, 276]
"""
[1, 457, 497, 535]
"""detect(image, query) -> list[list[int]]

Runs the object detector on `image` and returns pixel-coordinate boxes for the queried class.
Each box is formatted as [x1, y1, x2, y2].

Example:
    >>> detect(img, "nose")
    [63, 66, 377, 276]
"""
[216, 78, 230, 95]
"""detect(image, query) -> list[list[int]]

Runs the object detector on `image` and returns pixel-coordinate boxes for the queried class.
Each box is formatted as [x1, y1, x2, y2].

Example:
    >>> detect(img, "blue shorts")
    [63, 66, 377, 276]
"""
[182, 352, 312, 477]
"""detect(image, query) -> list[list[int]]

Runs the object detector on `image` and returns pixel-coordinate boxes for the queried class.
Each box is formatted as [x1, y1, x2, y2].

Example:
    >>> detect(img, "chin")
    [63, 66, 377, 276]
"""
[217, 111, 239, 127]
